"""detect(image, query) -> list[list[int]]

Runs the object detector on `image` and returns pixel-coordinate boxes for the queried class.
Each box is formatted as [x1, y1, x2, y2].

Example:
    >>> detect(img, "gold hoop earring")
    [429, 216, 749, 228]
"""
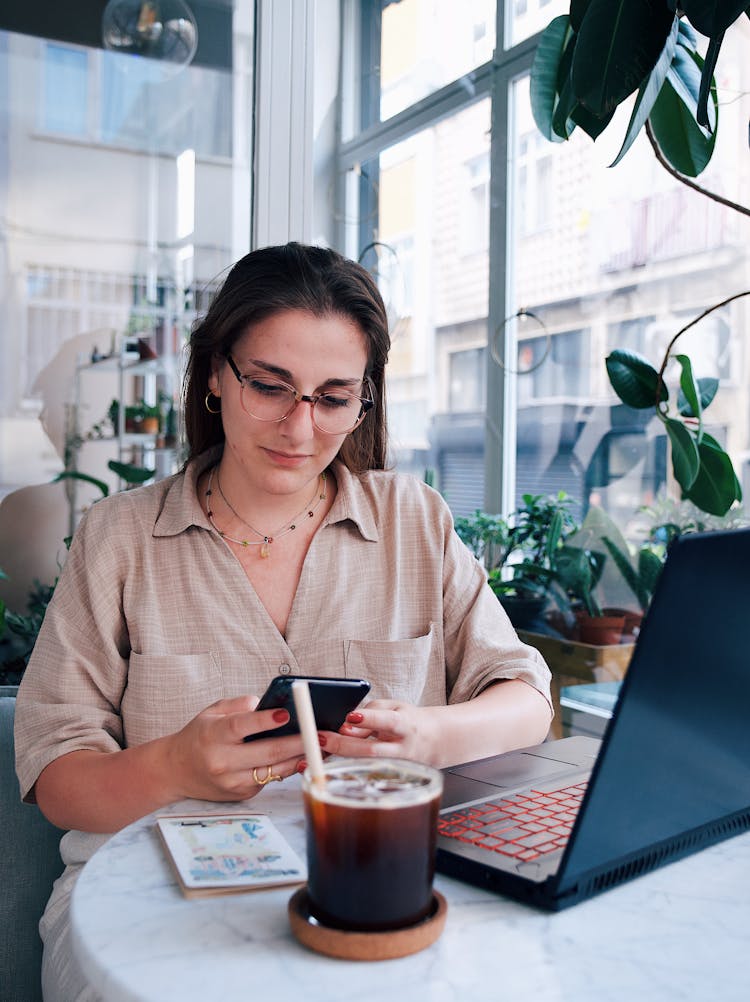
[205, 391, 221, 415]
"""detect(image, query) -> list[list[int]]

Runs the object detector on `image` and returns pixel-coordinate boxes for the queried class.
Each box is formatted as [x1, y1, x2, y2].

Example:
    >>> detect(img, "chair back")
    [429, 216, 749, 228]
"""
[0, 689, 65, 1002]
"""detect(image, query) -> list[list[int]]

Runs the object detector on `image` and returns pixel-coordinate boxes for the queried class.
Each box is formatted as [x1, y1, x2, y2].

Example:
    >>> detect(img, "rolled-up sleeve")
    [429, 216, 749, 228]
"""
[14, 502, 133, 802]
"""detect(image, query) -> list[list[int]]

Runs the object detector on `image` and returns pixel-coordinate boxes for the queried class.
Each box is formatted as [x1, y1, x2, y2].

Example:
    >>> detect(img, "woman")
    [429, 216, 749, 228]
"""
[15, 242, 551, 999]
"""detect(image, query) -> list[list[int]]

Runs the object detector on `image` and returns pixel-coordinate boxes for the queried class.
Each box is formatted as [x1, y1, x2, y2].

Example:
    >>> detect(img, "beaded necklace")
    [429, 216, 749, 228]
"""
[205, 465, 327, 558]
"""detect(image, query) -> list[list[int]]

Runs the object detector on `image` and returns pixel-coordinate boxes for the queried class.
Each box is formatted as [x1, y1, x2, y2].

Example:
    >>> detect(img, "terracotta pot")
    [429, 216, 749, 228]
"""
[576, 611, 626, 646]
[141, 417, 159, 435]
[602, 607, 644, 640]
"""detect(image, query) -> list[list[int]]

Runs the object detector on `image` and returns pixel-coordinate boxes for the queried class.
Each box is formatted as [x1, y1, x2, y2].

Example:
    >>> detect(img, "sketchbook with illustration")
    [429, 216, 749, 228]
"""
[155, 813, 306, 898]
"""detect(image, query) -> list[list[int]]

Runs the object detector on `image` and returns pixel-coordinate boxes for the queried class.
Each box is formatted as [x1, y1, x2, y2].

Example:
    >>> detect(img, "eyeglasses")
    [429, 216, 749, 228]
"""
[225, 355, 374, 435]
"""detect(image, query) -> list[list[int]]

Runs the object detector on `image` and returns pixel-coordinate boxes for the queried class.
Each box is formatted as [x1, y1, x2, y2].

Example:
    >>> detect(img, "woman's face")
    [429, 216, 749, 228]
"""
[209, 309, 369, 497]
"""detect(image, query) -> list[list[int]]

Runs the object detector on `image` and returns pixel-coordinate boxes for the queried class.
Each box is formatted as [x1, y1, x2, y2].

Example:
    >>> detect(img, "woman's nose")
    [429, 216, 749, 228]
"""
[280, 396, 317, 437]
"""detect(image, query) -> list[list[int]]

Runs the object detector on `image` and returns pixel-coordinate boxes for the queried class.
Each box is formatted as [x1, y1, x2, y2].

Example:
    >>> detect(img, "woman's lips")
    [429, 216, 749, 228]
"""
[262, 448, 310, 467]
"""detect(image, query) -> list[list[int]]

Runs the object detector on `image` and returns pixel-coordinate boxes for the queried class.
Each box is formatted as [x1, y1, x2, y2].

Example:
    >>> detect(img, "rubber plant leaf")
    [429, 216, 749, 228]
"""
[665, 417, 700, 491]
[678, 376, 719, 416]
[696, 32, 723, 126]
[649, 66, 717, 175]
[606, 349, 668, 409]
[571, 0, 676, 116]
[674, 353, 703, 440]
[610, 16, 679, 167]
[54, 471, 110, 497]
[569, 0, 593, 33]
[551, 71, 581, 140]
[679, 0, 749, 36]
[570, 101, 616, 140]
[682, 433, 742, 515]
[108, 461, 155, 484]
[530, 16, 574, 141]
[665, 42, 717, 134]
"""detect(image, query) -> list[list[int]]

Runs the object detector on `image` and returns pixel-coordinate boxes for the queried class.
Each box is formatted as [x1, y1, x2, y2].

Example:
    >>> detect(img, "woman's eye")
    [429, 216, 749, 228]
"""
[319, 393, 353, 409]
[248, 379, 290, 397]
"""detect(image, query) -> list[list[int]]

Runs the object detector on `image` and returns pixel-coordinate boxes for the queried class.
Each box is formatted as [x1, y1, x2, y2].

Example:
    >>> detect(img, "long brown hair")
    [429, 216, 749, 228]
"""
[183, 242, 390, 472]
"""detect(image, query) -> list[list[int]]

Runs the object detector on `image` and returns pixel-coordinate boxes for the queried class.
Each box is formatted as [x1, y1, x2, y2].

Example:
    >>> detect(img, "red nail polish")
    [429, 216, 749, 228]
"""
[318, 733, 327, 748]
[347, 711, 364, 724]
[273, 709, 289, 723]
[296, 760, 307, 774]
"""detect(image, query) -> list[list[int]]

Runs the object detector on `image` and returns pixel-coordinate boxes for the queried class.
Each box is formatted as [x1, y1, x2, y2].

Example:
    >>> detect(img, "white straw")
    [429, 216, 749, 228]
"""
[292, 680, 326, 788]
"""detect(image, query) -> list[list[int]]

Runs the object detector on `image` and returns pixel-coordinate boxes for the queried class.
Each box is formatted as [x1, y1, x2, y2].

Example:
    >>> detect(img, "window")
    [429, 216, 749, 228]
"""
[344, 0, 750, 530]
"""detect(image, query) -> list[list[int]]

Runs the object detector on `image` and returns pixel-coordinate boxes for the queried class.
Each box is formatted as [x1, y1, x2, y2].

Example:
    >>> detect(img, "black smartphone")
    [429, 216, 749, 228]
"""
[243, 675, 371, 742]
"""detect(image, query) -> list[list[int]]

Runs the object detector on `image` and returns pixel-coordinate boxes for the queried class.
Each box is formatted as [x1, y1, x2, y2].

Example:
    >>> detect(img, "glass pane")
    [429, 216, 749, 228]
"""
[506, 0, 568, 48]
[359, 99, 491, 516]
[367, 0, 496, 125]
[0, 7, 253, 609]
[508, 72, 750, 541]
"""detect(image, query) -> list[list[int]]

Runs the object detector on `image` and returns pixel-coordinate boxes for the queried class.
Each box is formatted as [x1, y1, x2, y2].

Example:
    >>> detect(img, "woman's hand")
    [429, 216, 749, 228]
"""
[165, 695, 307, 802]
[319, 699, 441, 766]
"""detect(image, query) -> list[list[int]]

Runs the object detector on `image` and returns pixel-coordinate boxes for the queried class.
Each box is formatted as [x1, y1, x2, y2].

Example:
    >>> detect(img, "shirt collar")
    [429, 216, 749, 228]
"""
[152, 448, 380, 543]
[153, 446, 220, 538]
[327, 461, 379, 542]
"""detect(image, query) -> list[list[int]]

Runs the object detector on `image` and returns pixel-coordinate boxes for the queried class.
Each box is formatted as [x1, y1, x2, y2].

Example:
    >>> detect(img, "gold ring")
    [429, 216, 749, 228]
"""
[253, 765, 283, 786]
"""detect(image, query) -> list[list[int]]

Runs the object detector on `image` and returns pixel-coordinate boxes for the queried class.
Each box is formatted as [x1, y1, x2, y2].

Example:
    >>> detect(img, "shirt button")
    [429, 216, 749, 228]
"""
[278, 664, 291, 675]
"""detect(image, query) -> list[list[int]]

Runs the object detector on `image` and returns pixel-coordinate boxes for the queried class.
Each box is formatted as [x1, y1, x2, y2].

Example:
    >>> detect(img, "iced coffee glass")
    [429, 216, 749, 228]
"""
[301, 758, 443, 932]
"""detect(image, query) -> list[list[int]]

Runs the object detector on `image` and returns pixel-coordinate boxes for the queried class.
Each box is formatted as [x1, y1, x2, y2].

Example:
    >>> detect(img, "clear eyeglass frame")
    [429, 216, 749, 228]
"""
[225, 354, 374, 435]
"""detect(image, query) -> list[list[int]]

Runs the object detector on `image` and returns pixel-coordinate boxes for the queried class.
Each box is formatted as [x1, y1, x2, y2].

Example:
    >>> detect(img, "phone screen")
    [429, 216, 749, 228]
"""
[243, 675, 370, 742]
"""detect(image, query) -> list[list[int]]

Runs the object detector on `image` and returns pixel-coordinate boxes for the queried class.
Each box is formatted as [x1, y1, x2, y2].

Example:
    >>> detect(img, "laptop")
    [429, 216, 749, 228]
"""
[437, 526, 750, 910]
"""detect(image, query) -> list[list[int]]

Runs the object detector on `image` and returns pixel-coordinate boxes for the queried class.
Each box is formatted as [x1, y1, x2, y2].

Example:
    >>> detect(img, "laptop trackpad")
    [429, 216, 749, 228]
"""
[441, 750, 575, 809]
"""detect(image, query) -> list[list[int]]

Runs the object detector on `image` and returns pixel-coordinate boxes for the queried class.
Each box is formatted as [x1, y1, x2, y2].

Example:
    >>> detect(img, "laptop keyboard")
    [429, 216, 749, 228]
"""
[438, 781, 588, 861]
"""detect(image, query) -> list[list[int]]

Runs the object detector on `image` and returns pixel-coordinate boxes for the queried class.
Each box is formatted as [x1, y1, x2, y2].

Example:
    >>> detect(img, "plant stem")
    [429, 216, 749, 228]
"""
[645, 120, 750, 218]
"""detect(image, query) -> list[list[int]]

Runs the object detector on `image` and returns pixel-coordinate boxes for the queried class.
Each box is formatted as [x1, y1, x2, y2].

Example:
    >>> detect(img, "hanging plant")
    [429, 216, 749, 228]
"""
[606, 293, 747, 517]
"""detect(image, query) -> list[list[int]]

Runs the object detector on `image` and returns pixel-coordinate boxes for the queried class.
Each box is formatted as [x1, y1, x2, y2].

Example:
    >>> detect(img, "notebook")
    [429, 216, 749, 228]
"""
[437, 526, 750, 910]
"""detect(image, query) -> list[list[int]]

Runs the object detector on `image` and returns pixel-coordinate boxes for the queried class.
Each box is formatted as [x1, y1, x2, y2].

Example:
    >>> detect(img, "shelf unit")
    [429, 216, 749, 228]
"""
[73, 343, 182, 492]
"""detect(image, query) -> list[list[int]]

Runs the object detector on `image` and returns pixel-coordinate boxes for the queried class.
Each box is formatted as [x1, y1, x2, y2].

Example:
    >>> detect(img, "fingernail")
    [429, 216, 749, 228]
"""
[317, 733, 327, 748]
[296, 759, 307, 774]
[273, 709, 290, 723]
[347, 711, 364, 724]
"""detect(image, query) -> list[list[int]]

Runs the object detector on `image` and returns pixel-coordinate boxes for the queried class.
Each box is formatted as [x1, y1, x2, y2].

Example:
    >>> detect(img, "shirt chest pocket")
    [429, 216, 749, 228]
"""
[122, 652, 224, 746]
[343, 624, 443, 705]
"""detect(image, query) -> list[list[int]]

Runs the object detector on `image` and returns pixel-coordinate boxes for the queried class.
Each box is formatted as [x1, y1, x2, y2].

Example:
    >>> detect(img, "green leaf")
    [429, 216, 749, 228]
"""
[696, 32, 723, 127]
[678, 376, 719, 416]
[680, 1, 749, 36]
[610, 17, 680, 167]
[570, 102, 615, 140]
[682, 433, 742, 515]
[649, 71, 717, 175]
[107, 461, 155, 484]
[674, 353, 703, 436]
[666, 417, 700, 490]
[571, 0, 676, 115]
[663, 43, 718, 138]
[54, 471, 110, 497]
[570, 0, 593, 33]
[530, 16, 574, 142]
[551, 72, 581, 140]
[606, 349, 667, 409]
[638, 547, 665, 597]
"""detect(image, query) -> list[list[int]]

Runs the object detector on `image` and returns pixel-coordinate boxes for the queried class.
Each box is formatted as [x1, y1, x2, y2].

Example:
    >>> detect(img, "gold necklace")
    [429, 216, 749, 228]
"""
[205, 466, 327, 558]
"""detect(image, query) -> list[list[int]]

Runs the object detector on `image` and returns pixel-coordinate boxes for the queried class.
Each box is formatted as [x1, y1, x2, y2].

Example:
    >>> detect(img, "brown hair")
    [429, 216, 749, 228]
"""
[183, 242, 390, 472]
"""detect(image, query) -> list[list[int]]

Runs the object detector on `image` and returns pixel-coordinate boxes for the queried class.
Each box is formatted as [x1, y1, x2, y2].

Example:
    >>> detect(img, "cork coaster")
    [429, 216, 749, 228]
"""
[288, 887, 447, 961]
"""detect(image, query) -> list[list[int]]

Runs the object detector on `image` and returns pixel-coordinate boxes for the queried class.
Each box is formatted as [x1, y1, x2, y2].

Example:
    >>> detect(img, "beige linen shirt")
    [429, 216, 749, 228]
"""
[15, 448, 551, 803]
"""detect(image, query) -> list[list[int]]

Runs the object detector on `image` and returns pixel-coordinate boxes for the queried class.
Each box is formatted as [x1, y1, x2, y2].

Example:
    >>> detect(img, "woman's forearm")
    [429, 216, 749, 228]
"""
[33, 739, 180, 834]
[423, 680, 553, 768]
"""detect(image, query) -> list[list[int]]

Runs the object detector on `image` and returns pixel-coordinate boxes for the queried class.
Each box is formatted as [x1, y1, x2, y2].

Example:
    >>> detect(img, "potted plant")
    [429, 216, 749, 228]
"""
[455, 492, 578, 628]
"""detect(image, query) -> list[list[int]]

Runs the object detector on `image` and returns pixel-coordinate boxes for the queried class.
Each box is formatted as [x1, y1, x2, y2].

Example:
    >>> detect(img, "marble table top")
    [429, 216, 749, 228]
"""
[71, 775, 750, 1002]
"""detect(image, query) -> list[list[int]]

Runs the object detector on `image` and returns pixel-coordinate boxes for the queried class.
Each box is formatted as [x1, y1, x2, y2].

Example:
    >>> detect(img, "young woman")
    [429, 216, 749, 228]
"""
[15, 242, 551, 1000]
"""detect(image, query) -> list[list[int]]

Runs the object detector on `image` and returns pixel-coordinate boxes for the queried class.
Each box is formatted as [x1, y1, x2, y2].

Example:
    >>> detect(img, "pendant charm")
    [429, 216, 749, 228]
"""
[260, 539, 271, 558]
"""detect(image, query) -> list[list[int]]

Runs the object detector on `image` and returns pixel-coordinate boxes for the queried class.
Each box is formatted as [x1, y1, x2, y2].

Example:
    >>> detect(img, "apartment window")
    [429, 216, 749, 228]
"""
[340, 0, 750, 523]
